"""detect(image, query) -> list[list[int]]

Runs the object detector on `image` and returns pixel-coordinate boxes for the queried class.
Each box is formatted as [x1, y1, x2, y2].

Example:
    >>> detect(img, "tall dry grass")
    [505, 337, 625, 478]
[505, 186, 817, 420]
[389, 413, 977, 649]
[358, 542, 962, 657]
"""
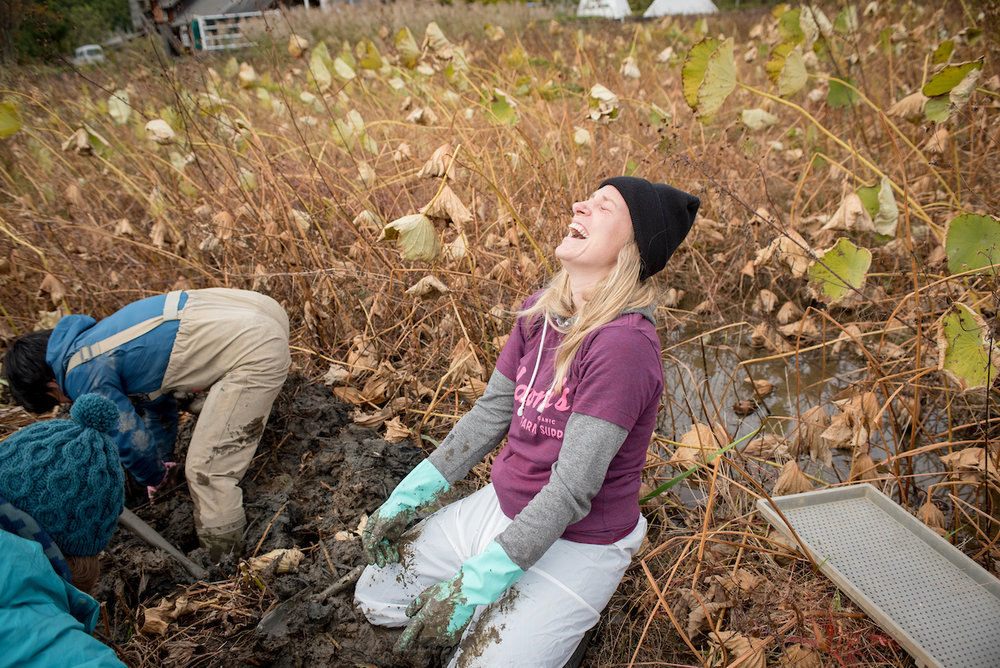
[1, 0, 998, 664]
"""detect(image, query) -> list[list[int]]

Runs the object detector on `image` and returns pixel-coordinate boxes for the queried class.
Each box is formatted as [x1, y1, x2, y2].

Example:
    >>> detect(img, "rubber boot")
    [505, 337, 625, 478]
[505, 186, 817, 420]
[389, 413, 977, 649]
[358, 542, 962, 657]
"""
[199, 525, 246, 562]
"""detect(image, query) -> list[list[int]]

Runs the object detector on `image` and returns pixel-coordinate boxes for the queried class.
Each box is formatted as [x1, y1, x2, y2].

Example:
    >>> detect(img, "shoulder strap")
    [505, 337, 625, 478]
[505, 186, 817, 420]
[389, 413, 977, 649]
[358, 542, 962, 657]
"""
[65, 291, 184, 374]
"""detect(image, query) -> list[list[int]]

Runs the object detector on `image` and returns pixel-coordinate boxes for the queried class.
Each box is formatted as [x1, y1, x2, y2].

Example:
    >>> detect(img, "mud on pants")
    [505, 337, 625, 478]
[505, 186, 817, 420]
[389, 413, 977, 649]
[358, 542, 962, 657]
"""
[161, 289, 290, 552]
[354, 483, 645, 667]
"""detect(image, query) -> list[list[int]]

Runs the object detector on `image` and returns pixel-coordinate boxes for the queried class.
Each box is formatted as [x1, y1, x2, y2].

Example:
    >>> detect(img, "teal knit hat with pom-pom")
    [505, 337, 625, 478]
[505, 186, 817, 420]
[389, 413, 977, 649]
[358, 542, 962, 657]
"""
[0, 394, 124, 556]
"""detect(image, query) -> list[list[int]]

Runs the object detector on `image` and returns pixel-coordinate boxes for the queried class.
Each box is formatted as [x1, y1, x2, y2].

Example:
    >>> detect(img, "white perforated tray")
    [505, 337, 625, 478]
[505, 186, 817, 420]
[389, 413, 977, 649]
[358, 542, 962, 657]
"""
[757, 484, 1000, 668]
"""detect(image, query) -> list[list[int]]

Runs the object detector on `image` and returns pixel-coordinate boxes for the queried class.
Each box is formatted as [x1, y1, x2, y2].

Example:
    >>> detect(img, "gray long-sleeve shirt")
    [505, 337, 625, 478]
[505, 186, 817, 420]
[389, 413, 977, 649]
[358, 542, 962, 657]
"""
[428, 369, 628, 571]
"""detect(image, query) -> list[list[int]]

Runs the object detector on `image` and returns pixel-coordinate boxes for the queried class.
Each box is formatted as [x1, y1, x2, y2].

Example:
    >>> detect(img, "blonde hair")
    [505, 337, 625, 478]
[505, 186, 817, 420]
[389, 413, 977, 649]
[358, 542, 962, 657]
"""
[520, 240, 658, 391]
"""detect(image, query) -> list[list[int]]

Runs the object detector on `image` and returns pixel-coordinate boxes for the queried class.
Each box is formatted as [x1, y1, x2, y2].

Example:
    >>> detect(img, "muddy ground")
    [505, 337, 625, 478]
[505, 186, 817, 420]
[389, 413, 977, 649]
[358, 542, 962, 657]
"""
[95, 375, 459, 667]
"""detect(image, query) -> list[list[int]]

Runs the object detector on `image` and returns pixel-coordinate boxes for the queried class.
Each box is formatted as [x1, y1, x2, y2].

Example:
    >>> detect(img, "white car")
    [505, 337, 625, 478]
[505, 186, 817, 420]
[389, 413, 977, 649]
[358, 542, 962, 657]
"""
[72, 44, 105, 66]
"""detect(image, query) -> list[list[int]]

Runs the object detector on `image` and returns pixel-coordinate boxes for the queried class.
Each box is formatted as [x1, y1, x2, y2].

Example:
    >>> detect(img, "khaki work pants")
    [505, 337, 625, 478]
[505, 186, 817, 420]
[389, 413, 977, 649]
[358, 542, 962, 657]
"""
[161, 289, 290, 539]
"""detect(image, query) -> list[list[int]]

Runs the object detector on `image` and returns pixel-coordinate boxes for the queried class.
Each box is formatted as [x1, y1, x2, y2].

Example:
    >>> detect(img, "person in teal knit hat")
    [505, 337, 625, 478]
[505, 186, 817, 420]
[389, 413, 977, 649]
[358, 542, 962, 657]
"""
[2, 288, 290, 560]
[0, 393, 126, 666]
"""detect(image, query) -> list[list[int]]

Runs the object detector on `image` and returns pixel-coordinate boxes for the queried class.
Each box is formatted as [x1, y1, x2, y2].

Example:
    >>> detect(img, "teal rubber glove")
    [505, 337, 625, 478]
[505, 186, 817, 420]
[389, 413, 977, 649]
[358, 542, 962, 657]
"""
[362, 460, 449, 567]
[395, 541, 524, 652]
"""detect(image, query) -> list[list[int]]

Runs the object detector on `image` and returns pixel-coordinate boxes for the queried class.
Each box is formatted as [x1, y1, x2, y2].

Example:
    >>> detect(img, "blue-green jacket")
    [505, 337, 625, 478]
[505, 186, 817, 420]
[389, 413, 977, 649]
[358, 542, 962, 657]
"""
[0, 529, 124, 667]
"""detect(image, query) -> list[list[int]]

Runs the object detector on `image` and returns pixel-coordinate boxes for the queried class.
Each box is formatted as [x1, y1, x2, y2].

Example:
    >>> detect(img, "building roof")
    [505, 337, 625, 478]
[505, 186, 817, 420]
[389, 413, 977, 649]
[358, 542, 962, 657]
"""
[170, 0, 275, 26]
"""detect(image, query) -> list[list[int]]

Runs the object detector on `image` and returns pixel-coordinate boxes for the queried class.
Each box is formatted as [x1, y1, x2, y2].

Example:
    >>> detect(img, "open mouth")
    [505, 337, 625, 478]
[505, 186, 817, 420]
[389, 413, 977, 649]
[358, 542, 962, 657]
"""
[568, 222, 589, 239]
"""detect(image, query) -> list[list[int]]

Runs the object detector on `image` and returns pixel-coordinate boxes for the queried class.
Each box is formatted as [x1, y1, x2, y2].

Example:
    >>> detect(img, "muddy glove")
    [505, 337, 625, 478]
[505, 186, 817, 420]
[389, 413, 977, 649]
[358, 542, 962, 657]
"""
[362, 460, 449, 567]
[395, 541, 524, 652]
[145, 461, 179, 502]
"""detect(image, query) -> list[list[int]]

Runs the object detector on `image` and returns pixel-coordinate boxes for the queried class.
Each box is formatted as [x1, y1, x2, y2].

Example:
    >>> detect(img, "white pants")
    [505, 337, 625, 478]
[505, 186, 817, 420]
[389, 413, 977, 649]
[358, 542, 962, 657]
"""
[354, 484, 646, 667]
[160, 289, 290, 536]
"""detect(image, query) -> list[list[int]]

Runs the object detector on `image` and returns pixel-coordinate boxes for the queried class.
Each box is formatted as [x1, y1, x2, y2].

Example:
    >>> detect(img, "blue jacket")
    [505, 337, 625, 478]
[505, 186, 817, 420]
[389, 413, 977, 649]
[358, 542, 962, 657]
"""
[0, 529, 125, 667]
[46, 293, 189, 487]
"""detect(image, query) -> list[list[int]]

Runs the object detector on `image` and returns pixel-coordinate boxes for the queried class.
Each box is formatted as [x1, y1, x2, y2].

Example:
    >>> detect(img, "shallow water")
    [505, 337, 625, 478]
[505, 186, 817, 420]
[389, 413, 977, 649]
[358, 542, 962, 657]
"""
[656, 323, 953, 504]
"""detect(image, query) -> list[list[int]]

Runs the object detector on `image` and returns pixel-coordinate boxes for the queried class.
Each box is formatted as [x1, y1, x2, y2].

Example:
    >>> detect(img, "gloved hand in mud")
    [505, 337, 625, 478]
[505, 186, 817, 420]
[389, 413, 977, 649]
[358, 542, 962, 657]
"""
[146, 461, 180, 502]
[362, 460, 449, 567]
[394, 542, 523, 652]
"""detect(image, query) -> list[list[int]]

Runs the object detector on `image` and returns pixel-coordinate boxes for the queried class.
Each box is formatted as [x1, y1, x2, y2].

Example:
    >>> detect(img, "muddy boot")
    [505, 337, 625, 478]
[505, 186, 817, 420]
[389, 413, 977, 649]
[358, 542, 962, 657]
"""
[199, 525, 246, 562]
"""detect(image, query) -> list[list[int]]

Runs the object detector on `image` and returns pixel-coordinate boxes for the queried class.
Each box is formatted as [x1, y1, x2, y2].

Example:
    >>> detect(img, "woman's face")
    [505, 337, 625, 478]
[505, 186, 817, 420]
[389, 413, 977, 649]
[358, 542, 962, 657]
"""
[555, 185, 634, 280]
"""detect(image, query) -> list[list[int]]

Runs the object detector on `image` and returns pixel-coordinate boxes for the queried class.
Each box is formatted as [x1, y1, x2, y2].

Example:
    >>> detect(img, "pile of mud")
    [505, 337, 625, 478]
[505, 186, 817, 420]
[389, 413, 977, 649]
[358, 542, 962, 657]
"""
[95, 375, 445, 667]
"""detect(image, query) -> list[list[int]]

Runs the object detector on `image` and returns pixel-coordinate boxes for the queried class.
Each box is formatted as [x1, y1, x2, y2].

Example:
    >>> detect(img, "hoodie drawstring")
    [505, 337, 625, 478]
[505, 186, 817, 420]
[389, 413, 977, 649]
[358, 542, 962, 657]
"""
[517, 316, 548, 417]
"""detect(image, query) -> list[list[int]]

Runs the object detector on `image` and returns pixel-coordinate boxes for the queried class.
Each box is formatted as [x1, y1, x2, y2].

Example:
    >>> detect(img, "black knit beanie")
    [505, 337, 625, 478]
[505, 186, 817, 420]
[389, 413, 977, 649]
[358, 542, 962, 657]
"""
[600, 176, 700, 280]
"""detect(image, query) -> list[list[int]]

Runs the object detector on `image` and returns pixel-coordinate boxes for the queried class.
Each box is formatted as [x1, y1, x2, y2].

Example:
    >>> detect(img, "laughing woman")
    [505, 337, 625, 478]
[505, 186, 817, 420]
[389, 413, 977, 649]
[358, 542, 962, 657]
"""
[355, 176, 699, 666]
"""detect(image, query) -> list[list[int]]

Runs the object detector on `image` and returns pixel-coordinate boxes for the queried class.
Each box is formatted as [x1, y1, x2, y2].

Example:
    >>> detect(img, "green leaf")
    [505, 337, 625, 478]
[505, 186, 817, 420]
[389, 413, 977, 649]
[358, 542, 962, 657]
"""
[807, 237, 872, 304]
[834, 5, 858, 34]
[332, 109, 368, 150]
[932, 40, 954, 64]
[197, 92, 227, 115]
[446, 45, 469, 88]
[826, 77, 858, 108]
[379, 213, 441, 262]
[682, 40, 716, 108]
[872, 175, 898, 237]
[256, 87, 272, 109]
[778, 8, 804, 44]
[108, 90, 131, 125]
[0, 102, 22, 138]
[649, 103, 672, 125]
[681, 37, 736, 120]
[855, 182, 880, 218]
[333, 57, 356, 81]
[338, 40, 356, 70]
[486, 88, 518, 125]
[238, 167, 257, 192]
[309, 42, 333, 92]
[85, 124, 112, 158]
[169, 151, 187, 172]
[937, 303, 998, 390]
[395, 27, 421, 68]
[922, 59, 984, 97]
[180, 180, 199, 198]
[357, 39, 382, 70]
[767, 43, 807, 97]
[27, 137, 52, 170]
[945, 213, 1000, 275]
[855, 178, 897, 238]
[740, 108, 778, 130]
[924, 96, 951, 122]
[360, 133, 377, 155]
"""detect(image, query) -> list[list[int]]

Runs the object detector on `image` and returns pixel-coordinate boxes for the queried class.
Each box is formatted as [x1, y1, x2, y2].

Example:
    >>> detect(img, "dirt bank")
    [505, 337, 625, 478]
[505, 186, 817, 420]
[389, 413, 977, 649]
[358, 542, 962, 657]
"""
[95, 375, 447, 667]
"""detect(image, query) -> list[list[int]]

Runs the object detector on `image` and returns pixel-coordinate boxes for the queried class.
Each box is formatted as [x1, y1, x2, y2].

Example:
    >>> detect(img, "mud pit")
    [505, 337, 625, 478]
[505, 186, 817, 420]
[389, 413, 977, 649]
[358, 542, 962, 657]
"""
[95, 375, 449, 667]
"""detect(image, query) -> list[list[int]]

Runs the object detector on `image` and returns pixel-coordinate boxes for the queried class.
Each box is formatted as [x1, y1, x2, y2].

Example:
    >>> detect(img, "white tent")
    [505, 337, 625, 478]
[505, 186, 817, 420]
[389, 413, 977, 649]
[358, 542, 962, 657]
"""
[643, 0, 719, 17]
[577, 0, 632, 20]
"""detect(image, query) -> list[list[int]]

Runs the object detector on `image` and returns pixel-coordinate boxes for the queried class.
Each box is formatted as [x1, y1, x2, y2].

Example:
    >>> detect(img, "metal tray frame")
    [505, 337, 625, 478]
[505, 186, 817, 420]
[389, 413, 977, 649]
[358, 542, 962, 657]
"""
[757, 483, 1000, 668]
